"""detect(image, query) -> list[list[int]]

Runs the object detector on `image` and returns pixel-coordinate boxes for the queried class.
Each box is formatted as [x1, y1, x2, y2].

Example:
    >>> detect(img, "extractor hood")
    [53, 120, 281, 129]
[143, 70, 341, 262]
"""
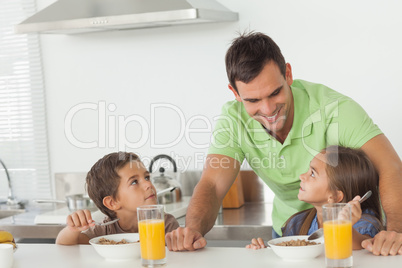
[15, 0, 238, 34]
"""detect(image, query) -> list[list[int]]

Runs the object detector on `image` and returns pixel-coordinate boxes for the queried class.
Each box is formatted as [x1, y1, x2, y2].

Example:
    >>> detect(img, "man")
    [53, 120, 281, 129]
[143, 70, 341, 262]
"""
[165, 32, 402, 255]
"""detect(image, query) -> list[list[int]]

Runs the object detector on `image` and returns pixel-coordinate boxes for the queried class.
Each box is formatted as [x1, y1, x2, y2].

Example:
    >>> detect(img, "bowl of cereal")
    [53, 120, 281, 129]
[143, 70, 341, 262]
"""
[267, 235, 324, 261]
[89, 233, 140, 261]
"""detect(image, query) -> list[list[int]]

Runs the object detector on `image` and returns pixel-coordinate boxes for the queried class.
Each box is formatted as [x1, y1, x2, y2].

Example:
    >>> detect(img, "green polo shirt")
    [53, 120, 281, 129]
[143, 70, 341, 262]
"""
[208, 79, 382, 235]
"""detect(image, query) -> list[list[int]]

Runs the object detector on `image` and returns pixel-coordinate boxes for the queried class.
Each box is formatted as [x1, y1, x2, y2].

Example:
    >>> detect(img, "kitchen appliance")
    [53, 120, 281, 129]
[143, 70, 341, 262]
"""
[15, 0, 238, 34]
[34, 194, 97, 212]
[149, 154, 182, 204]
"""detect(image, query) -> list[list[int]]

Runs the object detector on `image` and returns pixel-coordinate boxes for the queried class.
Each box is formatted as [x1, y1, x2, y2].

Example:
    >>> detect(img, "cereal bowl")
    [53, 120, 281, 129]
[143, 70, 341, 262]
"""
[89, 233, 140, 261]
[267, 235, 324, 261]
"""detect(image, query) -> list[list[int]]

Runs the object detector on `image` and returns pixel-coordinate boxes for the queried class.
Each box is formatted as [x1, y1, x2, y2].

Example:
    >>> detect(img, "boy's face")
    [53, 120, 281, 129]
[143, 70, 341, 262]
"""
[114, 160, 157, 214]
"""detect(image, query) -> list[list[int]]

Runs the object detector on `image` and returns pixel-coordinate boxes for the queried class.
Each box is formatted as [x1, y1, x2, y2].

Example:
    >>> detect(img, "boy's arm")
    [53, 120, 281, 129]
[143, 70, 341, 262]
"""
[56, 227, 90, 245]
[55, 209, 94, 245]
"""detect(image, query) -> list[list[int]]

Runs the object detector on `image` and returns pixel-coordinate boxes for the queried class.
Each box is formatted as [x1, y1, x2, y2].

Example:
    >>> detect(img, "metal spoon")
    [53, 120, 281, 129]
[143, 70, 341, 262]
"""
[307, 190, 372, 241]
[94, 218, 120, 226]
[358, 190, 372, 204]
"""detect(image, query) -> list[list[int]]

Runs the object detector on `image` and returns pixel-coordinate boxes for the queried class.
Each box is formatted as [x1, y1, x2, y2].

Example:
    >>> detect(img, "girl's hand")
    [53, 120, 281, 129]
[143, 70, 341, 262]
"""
[245, 237, 266, 250]
[348, 195, 362, 226]
[338, 196, 361, 226]
[66, 209, 95, 232]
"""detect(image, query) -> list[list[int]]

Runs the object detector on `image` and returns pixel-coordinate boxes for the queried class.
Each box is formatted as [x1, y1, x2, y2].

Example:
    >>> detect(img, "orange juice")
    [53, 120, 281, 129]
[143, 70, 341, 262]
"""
[139, 219, 166, 260]
[323, 220, 352, 259]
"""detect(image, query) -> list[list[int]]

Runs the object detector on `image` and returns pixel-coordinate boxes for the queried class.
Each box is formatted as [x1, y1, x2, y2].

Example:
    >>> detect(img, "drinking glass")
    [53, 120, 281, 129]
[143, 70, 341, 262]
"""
[323, 203, 353, 268]
[137, 205, 166, 267]
[0, 244, 14, 268]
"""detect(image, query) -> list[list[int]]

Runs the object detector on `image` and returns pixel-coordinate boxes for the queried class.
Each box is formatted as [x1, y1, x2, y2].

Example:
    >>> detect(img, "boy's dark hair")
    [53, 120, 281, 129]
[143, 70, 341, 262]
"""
[225, 31, 286, 94]
[282, 146, 383, 236]
[86, 152, 140, 219]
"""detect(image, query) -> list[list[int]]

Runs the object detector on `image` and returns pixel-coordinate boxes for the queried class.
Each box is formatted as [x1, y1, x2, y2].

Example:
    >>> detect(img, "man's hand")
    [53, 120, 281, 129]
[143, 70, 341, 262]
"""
[165, 227, 207, 251]
[362, 230, 402, 256]
[245, 237, 266, 250]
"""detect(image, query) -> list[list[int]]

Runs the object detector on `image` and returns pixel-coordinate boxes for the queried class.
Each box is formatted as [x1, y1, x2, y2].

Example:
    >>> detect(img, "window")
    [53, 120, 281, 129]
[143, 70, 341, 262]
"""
[0, 0, 51, 202]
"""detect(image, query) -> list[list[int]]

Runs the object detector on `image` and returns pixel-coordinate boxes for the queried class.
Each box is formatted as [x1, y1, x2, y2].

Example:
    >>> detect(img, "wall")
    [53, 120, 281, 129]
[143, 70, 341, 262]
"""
[38, 1, 402, 184]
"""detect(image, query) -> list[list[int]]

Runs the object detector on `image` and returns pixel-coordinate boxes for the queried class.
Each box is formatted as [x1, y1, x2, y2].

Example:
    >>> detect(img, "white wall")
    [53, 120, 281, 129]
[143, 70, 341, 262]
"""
[39, 0, 402, 179]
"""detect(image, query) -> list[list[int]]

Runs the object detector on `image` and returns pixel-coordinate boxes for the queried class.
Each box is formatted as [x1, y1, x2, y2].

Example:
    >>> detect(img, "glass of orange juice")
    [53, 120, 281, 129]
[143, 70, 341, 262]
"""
[137, 205, 166, 267]
[322, 203, 352, 268]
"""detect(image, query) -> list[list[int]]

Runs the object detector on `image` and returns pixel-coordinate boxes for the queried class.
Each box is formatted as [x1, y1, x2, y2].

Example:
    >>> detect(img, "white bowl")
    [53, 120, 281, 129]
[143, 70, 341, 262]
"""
[267, 235, 324, 261]
[89, 233, 140, 261]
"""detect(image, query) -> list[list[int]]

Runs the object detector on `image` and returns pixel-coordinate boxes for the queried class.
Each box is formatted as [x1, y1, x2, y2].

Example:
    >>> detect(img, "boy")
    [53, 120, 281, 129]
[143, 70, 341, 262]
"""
[56, 152, 179, 245]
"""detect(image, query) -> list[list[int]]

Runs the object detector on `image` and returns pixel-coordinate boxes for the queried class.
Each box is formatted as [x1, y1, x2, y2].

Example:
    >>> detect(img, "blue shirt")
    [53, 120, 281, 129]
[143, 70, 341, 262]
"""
[283, 209, 382, 238]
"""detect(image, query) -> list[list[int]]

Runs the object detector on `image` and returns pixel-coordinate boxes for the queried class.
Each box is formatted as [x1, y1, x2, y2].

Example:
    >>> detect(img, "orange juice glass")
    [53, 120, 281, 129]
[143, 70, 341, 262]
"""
[137, 205, 166, 267]
[323, 203, 353, 268]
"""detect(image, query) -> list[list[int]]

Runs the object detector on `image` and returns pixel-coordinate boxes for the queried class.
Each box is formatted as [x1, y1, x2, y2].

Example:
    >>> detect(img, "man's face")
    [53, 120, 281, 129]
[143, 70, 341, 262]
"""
[229, 61, 294, 140]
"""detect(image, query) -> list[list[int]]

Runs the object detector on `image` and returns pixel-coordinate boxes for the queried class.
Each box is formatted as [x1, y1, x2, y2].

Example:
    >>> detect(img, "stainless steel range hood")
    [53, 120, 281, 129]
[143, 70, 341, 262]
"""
[15, 0, 238, 34]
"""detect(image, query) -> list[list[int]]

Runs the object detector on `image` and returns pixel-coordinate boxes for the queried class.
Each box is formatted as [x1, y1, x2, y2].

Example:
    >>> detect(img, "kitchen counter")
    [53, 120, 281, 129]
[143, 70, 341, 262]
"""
[0, 204, 63, 239]
[0, 197, 190, 240]
[0, 201, 274, 245]
[12, 243, 402, 267]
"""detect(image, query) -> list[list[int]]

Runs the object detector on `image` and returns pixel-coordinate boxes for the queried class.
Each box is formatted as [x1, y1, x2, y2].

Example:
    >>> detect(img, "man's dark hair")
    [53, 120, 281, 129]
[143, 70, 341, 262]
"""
[225, 31, 286, 94]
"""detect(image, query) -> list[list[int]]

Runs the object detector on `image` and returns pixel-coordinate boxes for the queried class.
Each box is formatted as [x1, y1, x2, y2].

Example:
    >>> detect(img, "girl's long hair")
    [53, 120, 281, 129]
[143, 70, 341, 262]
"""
[282, 146, 383, 236]
[325, 146, 383, 223]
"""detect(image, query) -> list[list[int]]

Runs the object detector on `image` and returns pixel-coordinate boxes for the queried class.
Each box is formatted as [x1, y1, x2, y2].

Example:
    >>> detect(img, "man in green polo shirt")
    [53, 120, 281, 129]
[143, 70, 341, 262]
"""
[209, 78, 383, 237]
[166, 32, 402, 255]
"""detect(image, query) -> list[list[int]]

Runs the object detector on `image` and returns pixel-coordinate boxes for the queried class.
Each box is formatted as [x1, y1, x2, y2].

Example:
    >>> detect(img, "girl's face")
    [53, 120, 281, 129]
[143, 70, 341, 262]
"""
[113, 161, 157, 215]
[298, 153, 334, 206]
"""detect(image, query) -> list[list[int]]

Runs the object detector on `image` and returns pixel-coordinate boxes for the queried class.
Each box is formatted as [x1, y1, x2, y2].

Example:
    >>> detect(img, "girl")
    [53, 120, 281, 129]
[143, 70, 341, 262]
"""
[246, 146, 383, 250]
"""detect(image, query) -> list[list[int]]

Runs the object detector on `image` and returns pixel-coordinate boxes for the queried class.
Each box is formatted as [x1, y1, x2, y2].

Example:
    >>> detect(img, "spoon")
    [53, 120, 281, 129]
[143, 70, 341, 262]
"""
[307, 190, 372, 241]
[94, 218, 120, 226]
[358, 190, 372, 204]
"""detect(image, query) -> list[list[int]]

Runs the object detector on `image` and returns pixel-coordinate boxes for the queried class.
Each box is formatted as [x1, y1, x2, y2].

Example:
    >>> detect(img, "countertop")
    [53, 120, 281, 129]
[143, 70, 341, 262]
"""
[0, 198, 191, 240]
[12, 243, 402, 268]
[0, 201, 274, 243]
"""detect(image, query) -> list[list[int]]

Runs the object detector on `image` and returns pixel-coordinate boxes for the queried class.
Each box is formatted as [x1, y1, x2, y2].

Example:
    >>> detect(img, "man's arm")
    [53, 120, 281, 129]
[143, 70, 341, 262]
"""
[360, 134, 402, 255]
[165, 154, 240, 251]
[360, 134, 402, 232]
[186, 154, 241, 235]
